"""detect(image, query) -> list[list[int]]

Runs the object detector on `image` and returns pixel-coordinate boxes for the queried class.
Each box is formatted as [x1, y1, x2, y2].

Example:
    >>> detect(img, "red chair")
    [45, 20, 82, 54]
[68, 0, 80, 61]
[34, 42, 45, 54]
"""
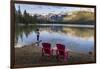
[56, 44, 68, 62]
[42, 43, 53, 57]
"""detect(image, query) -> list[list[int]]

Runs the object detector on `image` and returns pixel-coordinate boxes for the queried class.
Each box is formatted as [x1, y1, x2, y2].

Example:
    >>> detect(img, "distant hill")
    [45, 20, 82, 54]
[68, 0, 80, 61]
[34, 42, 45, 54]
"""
[63, 11, 95, 25]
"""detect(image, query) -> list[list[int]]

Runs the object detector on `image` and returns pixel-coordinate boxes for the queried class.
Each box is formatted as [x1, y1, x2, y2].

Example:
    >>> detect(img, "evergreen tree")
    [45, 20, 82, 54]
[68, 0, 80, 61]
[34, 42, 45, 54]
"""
[23, 10, 29, 25]
[15, 5, 23, 24]
[18, 5, 22, 23]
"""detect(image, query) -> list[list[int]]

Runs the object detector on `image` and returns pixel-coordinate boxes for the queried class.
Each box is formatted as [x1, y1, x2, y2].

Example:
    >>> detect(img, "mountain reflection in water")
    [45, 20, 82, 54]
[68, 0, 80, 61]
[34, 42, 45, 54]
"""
[15, 25, 94, 54]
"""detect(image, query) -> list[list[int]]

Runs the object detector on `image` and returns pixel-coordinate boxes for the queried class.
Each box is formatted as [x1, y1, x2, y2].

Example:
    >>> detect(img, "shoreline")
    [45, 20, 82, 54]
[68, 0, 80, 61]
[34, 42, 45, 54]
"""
[14, 44, 95, 68]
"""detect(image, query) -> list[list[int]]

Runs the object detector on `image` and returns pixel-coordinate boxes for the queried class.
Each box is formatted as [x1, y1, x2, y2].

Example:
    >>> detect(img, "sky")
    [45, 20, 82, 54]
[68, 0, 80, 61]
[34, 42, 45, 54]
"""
[15, 3, 94, 15]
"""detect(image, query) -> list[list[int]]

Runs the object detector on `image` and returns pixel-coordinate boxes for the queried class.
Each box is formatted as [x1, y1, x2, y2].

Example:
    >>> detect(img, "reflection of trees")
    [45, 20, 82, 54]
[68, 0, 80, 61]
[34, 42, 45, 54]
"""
[51, 26, 63, 32]
[15, 25, 94, 44]
[62, 27, 94, 38]
[18, 32, 23, 42]
[15, 25, 37, 43]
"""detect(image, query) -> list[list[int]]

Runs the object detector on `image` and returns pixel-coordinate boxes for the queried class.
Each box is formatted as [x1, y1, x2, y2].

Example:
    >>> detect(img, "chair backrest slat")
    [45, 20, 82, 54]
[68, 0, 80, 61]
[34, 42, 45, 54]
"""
[42, 43, 51, 54]
[56, 44, 65, 55]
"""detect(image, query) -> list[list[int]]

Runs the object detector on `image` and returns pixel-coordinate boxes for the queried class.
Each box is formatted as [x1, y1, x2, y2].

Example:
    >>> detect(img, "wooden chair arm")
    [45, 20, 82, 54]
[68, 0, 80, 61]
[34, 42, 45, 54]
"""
[57, 49, 65, 52]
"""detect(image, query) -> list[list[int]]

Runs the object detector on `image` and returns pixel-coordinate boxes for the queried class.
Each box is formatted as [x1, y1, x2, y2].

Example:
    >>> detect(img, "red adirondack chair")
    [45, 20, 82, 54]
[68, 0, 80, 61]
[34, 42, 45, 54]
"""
[42, 43, 53, 57]
[56, 44, 68, 62]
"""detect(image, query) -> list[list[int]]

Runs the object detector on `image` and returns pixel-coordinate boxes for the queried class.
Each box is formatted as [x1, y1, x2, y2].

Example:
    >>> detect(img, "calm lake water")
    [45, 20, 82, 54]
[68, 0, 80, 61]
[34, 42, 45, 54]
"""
[14, 24, 94, 54]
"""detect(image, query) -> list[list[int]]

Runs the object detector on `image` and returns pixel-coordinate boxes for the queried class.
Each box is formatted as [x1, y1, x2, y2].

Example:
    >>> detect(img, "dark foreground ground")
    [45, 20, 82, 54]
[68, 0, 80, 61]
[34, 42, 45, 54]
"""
[13, 45, 95, 68]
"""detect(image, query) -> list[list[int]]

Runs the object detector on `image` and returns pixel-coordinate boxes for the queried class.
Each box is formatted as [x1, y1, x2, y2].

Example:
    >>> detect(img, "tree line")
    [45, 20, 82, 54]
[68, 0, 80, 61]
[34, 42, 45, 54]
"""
[15, 6, 38, 25]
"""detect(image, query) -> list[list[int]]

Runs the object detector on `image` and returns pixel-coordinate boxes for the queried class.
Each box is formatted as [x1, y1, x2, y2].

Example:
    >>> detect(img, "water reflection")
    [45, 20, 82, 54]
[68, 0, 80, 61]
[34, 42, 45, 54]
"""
[14, 25, 94, 54]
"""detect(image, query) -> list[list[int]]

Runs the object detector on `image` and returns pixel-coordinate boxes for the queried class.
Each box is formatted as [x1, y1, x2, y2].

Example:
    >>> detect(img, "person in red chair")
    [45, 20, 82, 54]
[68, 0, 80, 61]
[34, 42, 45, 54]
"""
[56, 44, 68, 62]
[42, 43, 53, 58]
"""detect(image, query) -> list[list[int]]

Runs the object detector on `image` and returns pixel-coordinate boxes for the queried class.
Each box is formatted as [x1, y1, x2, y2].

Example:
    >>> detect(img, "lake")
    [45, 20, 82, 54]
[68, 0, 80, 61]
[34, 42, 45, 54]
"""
[14, 24, 94, 54]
